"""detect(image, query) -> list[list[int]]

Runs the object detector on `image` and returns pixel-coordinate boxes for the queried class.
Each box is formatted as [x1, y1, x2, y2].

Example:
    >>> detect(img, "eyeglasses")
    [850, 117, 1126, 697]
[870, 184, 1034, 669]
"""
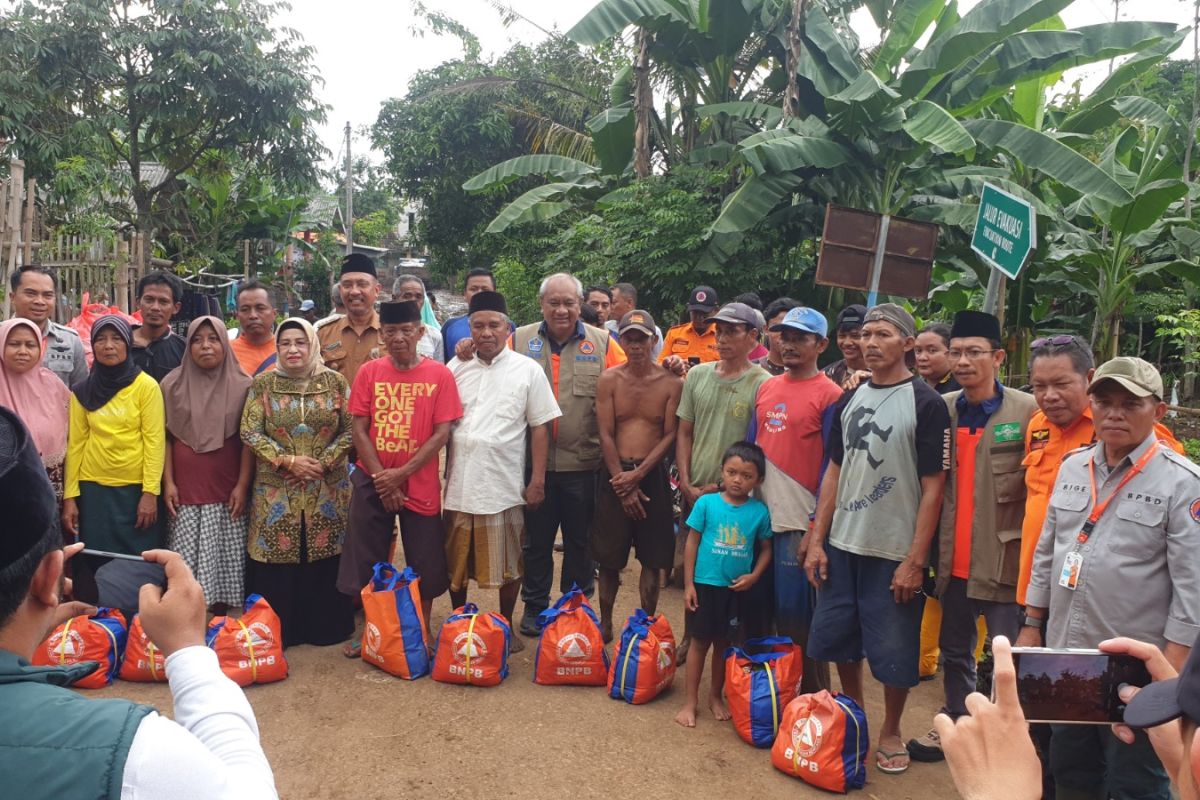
[1031, 334, 1081, 349]
[948, 348, 999, 360]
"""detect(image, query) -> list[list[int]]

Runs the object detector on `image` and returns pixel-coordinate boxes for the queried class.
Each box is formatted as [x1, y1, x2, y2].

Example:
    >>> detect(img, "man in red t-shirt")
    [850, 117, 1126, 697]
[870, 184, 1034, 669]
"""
[749, 306, 843, 693]
[337, 300, 463, 643]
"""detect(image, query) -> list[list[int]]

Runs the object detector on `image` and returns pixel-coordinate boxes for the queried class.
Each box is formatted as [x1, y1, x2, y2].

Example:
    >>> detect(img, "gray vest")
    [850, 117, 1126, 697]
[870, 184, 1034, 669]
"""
[0, 649, 154, 800]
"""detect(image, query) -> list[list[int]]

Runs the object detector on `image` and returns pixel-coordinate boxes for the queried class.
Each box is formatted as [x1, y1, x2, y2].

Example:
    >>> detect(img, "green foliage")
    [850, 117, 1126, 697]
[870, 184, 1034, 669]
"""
[0, 0, 327, 234]
[353, 211, 394, 248]
[1155, 309, 1200, 365]
[372, 33, 617, 278]
[1182, 438, 1200, 463]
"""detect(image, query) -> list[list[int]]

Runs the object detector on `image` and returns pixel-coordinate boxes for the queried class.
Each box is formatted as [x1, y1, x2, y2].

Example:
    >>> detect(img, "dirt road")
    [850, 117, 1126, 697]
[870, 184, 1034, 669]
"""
[94, 558, 960, 800]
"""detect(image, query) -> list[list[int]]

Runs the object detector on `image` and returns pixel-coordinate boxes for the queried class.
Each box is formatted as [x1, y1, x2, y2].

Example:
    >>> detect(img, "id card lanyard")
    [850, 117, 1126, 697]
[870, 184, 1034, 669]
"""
[1059, 442, 1159, 591]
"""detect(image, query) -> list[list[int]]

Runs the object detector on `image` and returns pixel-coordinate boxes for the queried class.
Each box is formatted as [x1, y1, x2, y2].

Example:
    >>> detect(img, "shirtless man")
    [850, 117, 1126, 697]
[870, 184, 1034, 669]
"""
[593, 310, 683, 642]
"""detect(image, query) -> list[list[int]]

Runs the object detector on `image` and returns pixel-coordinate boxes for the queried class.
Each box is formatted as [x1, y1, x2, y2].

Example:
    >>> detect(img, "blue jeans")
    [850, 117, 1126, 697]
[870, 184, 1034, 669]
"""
[1049, 724, 1170, 800]
[520, 470, 596, 621]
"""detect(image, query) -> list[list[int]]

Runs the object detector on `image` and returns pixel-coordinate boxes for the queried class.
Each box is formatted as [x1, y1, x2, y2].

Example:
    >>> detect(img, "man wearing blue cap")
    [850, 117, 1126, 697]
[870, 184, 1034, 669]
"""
[749, 305, 843, 693]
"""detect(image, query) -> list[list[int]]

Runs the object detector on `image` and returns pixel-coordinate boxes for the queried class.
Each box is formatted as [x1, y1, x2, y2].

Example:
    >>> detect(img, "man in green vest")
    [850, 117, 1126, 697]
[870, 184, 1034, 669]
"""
[511, 272, 627, 636]
[0, 408, 277, 799]
[908, 310, 1035, 764]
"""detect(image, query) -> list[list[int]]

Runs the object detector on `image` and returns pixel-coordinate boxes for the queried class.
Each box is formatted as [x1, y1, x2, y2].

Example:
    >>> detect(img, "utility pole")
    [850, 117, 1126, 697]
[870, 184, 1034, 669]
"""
[344, 121, 354, 255]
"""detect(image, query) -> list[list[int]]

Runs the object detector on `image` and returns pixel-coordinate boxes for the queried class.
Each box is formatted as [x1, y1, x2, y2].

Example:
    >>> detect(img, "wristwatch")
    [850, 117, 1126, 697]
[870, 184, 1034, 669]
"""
[1021, 615, 1045, 630]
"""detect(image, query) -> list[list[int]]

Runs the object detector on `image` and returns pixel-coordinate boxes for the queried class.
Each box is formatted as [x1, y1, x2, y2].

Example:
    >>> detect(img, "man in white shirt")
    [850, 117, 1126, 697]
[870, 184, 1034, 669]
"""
[0, 406, 277, 799]
[444, 291, 561, 651]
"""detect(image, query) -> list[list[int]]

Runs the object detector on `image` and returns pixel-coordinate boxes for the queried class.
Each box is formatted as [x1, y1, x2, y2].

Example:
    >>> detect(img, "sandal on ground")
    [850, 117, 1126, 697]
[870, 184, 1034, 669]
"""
[906, 729, 945, 763]
[342, 638, 362, 659]
[876, 748, 911, 774]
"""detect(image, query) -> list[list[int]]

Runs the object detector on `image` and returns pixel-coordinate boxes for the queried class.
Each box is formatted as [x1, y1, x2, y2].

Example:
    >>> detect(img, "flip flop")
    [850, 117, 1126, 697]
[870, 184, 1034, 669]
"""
[342, 638, 362, 659]
[876, 748, 910, 774]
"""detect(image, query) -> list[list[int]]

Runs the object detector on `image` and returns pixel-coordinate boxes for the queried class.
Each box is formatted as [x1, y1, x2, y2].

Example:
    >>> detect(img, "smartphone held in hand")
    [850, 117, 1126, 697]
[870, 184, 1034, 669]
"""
[1008, 647, 1152, 724]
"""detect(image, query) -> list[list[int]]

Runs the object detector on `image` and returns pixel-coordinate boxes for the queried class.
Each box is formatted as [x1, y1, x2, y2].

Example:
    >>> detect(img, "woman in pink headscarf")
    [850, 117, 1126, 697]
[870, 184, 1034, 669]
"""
[0, 318, 70, 502]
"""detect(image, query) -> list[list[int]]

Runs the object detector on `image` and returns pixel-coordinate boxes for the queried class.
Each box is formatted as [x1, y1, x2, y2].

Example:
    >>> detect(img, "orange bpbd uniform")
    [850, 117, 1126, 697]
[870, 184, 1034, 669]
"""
[1017, 408, 1183, 604]
[657, 322, 718, 365]
[771, 691, 869, 793]
[432, 603, 511, 686]
[360, 563, 430, 680]
[205, 594, 288, 687]
[607, 609, 676, 704]
[533, 586, 610, 686]
[33, 608, 127, 689]
[119, 614, 167, 682]
[725, 637, 804, 747]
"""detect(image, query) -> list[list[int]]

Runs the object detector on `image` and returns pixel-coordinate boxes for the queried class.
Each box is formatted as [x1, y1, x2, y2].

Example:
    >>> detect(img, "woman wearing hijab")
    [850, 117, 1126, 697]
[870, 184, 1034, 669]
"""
[62, 315, 166, 555]
[162, 316, 254, 611]
[240, 317, 354, 647]
[0, 318, 70, 500]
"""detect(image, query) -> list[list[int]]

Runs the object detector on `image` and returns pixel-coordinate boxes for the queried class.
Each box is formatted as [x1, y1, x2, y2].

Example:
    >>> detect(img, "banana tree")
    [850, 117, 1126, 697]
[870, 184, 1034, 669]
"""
[702, 0, 1183, 258]
[1041, 107, 1200, 359]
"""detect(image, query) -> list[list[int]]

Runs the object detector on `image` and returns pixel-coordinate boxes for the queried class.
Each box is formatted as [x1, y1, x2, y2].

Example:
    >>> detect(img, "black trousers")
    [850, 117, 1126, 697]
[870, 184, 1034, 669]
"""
[521, 470, 596, 619]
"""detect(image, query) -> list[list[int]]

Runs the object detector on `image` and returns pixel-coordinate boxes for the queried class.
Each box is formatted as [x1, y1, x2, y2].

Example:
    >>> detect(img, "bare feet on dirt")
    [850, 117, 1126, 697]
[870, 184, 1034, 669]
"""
[709, 693, 731, 721]
[674, 704, 697, 728]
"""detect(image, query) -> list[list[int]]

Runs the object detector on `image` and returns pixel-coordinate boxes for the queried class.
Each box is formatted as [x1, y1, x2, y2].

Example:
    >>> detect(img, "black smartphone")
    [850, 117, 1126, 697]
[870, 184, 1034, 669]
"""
[1009, 647, 1151, 724]
[687, 356, 701, 366]
[78, 546, 165, 610]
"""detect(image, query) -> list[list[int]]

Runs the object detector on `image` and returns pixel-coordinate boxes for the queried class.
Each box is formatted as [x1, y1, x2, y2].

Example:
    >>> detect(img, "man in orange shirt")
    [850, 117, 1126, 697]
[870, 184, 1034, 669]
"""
[228, 280, 277, 376]
[659, 285, 719, 369]
[1018, 335, 1183, 605]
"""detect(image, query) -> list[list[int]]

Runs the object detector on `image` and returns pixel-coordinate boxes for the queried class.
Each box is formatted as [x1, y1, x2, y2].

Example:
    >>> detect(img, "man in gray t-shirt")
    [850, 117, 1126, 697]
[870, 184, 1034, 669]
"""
[804, 303, 950, 776]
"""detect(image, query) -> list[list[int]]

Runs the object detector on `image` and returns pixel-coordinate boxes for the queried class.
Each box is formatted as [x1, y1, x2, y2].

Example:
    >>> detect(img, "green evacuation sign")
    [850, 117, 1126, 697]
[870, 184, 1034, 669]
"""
[970, 183, 1036, 280]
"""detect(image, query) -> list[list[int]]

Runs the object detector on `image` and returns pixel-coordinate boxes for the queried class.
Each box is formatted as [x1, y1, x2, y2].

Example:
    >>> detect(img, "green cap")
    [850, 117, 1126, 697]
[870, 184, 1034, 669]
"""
[1088, 356, 1163, 399]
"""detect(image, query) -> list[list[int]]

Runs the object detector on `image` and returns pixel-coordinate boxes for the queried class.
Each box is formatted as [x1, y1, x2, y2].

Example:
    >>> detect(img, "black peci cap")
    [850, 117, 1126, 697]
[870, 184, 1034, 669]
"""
[0, 408, 58, 570]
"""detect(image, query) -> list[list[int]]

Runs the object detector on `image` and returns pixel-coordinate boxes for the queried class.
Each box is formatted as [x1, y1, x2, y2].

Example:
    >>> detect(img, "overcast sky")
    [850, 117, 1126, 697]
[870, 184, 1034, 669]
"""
[281, 0, 1199, 171]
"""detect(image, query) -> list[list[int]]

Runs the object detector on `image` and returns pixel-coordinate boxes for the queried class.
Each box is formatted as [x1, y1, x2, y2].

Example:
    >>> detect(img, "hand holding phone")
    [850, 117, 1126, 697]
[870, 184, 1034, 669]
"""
[934, 636, 1042, 800]
[1010, 647, 1152, 724]
[138, 550, 207, 658]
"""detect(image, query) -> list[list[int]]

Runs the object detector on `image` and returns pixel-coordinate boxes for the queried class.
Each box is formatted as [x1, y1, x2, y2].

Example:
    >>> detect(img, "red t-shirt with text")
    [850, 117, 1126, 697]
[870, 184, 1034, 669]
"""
[349, 356, 463, 515]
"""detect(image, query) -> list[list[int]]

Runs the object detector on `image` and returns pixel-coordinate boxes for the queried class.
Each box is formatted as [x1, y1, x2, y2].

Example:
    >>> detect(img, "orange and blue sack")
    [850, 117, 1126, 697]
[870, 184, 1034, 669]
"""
[534, 585, 609, 686]
[432, 603, 511, 686]
[32, 607, 127, 689]
[607, 609, 676, 704]
[119, 614, 167, 682]
[771, 690, 869, 793]
[725, 636, 804, 747]
[205, 593, 288, 687]
[361, 562, 430, 680]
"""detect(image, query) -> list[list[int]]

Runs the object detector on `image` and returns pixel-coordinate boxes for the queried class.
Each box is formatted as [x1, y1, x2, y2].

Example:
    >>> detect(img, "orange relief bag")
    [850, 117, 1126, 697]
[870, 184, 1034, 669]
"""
[432, 603, 511, 686]
[33, 608, 127, 689]
[360, 563, 430, 680]
[119, 614, 167, 682]
[607, 609, 676, 704]
[205, 594, 288, 687]
[725, 637, 804, 747]
[771, 691, 869, 793]
[533, 585, 609, 686]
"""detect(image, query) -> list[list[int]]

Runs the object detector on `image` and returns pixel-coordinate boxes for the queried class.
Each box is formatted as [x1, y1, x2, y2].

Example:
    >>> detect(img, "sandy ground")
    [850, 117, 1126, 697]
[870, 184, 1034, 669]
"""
[93, 556, 961, 800]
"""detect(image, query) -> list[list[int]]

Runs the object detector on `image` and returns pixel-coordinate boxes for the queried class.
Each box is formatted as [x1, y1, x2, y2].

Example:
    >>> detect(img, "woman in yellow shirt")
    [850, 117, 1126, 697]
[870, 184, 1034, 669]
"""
[61, 316, 166, 556]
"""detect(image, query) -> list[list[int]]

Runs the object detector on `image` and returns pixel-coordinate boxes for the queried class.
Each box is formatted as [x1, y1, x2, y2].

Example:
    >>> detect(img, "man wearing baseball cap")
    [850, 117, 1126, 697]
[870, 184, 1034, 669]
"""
[659, 285, 720, 370]
[299, 299, 319, 324]
[1021, 356, 1200, 798]
[592, 310, 682, 642]
[675, 301, 772, 656]
[748, 306, 843, 693]
[804, 302, 951, 774]
[823, 303, 870, 389]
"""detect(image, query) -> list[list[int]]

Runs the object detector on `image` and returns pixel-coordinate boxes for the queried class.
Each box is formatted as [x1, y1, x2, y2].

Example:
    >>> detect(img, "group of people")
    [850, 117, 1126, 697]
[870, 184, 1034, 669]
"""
[1, 254, 1199, 800]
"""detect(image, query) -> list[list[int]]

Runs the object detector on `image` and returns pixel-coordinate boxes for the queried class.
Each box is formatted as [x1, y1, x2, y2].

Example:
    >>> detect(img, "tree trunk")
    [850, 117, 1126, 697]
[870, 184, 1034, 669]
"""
[1185, 0, 1200, 218]
[633, 29, 653, 179]
[783, 0, 807, 120]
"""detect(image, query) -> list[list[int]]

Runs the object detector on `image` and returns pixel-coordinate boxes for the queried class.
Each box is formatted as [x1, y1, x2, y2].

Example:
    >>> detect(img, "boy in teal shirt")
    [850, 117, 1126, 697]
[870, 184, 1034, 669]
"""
[675, 441, 773, 728]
